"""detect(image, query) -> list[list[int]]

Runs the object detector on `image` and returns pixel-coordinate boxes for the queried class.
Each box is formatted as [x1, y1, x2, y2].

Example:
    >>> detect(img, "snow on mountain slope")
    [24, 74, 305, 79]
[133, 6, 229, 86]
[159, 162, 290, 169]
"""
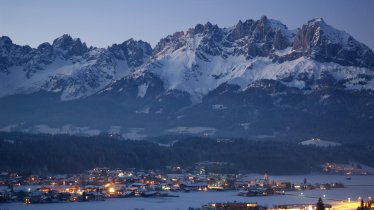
[129, 16, 374, 102]
[1, 17, 373, 102]
[0, 35, 152, 100]
[1, 17, 374, 140]
[147, 33, 250, 101]
[143, 51, 374, 102]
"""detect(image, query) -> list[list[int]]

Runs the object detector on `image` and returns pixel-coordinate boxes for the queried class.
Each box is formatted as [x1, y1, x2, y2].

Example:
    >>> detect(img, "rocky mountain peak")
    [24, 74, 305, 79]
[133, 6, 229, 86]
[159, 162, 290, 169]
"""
[188, 21, 220, 36]
[108, 39, 152, 68]
[231, 19, 255, 40]
[52, 34, 88, 56]
[230, 16, 291, 43]
[239, 17, 293, 57]
[52, 34, 73, 47]
[293, 18, 331, 51]
[257, 15, 272, 30]
[293, 18, 374, 68]
[191, 23, 204, 35]
[307, 17, 325, 25]
[203, 21, 218, 32]
[0, 36, 35, 74]
[0, 36, 13, 48]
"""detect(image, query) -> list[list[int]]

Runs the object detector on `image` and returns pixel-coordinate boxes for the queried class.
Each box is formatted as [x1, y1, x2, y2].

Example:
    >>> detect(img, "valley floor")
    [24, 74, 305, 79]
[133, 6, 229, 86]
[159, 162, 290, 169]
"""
[2, 174, 373, 210]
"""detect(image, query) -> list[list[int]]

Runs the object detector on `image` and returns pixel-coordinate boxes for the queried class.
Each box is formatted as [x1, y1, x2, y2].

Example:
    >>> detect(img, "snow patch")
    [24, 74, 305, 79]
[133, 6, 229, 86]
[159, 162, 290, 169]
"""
[319, 95, 331, 103]
[240, 123, 250, 130]
[300, 138, 342, 147]
[122, 128, 147, 140]
[137, 83, 149, 98]
[212, 104, 227, 110]
[108, 126, 121, 134]
[21, 124, 102, 136]
[0, 123, 24, 132]
[166, 126, 216, 135]
[135, 107, 150, 114]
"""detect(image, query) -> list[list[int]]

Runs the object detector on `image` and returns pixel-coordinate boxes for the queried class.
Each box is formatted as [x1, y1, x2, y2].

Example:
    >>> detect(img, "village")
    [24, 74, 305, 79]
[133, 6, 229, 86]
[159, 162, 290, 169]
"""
[2, 161, 370, 209]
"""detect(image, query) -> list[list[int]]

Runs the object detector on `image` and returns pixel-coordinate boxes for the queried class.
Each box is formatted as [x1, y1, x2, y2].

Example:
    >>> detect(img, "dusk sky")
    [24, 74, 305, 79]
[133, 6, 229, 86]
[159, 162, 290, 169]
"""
[1, 0, 374, 49]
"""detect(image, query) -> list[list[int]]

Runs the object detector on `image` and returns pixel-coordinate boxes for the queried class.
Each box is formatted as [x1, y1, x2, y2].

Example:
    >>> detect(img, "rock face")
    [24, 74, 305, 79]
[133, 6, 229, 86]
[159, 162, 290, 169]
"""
[0, 17, 374, 142]
[0, 36, 34, 74]
[233, 16, 293, 57]
[52, 34, 88, 57]
[109, 39, 152, 68]
[292, 18, 374, 68]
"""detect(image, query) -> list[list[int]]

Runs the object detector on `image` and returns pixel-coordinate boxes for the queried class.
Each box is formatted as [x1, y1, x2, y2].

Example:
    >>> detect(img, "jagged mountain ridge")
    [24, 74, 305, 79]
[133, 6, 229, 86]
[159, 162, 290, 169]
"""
[0, 34, 151, 100]
[123, 16, 373, 103]
[1, 16, 373, 101]
[0, 16, 374, 141]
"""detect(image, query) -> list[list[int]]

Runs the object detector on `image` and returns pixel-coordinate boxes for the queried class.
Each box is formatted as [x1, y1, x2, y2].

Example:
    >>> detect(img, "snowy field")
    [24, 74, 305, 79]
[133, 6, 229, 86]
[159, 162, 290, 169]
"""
[1, 175, 373, 210]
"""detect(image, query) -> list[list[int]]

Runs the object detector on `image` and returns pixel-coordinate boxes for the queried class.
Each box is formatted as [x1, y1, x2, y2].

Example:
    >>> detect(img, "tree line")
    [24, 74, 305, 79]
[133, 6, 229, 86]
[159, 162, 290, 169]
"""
[0, 132, 373, 175]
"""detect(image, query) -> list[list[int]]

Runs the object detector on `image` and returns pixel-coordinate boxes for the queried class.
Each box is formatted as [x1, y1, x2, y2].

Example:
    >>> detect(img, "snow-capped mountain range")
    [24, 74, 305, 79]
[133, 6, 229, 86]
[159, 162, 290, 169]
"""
[0, 16, 373, 141]
[0, 34, 151, 100]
